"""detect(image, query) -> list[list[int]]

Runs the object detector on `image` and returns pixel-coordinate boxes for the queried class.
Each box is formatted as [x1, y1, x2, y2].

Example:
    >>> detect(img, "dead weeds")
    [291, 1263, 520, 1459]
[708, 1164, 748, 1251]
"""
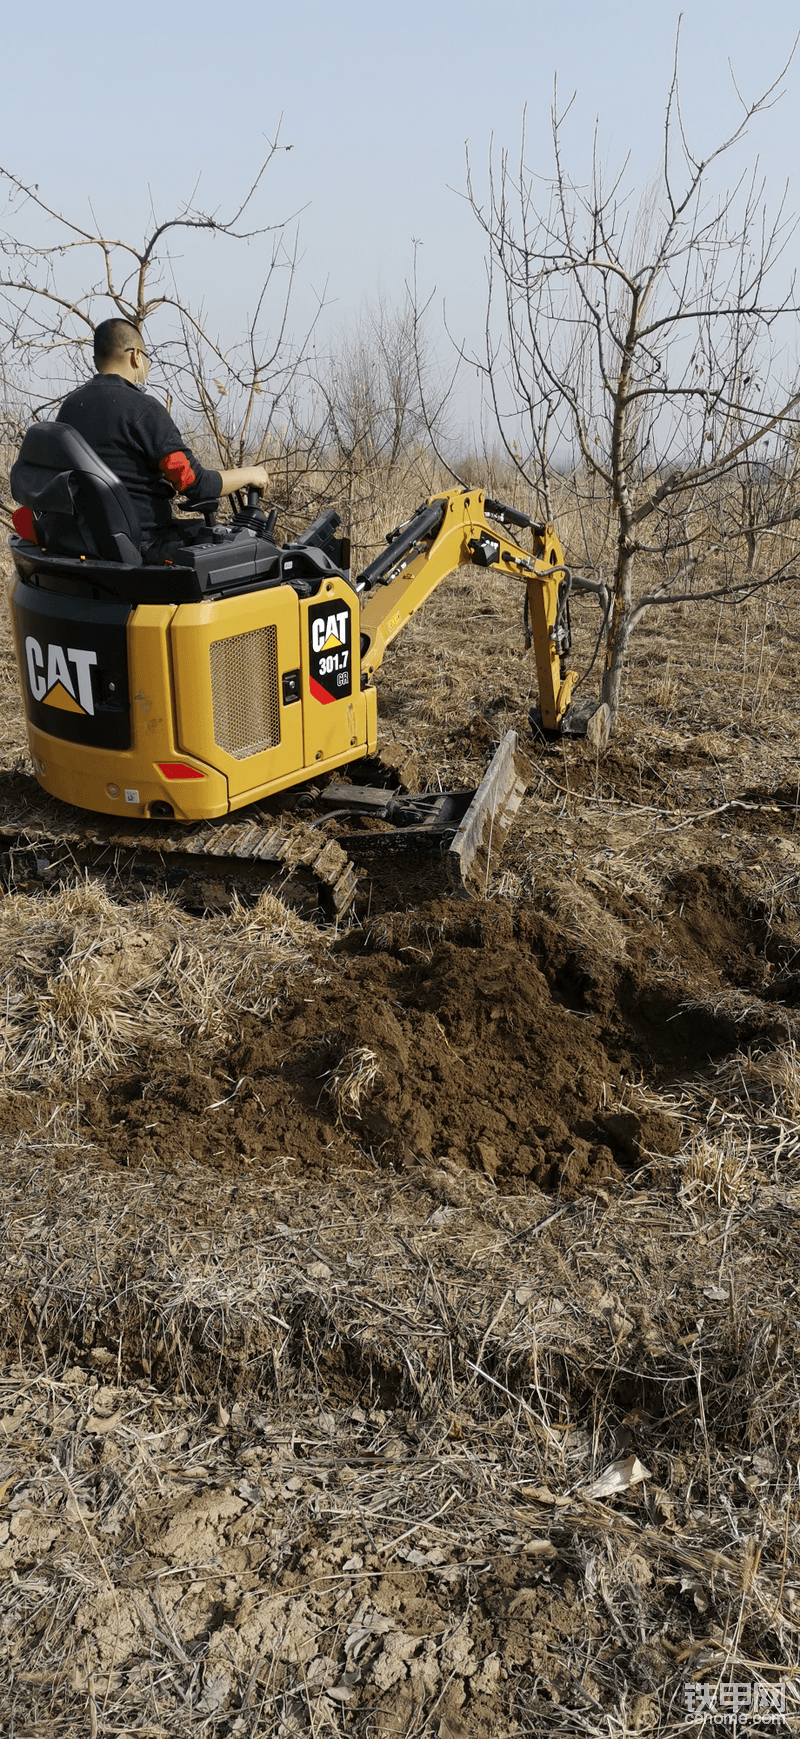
[3, 1117, 800, 1734]
[0, 880, 323, 1089]
[3, 548, 800, 1730]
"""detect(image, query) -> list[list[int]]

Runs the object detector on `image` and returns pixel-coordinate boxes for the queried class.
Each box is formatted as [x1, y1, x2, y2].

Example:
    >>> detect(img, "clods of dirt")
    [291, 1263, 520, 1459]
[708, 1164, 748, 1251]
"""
[0, 829, 784, 1201]
[66, 895, 696, 1198]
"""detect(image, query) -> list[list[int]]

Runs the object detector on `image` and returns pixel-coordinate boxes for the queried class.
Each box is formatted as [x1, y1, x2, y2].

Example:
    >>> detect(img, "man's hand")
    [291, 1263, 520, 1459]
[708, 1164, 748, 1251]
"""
[219, 463, 269, 497]
[239, 464, 269, 491]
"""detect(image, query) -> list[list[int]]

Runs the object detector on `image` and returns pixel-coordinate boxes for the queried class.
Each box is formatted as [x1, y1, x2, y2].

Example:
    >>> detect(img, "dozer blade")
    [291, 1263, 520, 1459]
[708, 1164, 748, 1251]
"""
[0, 774, 358, 915]
[447, 730, 529, 891]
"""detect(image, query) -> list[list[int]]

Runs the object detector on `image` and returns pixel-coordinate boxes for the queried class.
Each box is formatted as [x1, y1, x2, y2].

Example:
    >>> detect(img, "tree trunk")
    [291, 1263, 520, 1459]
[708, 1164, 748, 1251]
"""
[600, 541, 636, 728]
[741, 482, 758, 573]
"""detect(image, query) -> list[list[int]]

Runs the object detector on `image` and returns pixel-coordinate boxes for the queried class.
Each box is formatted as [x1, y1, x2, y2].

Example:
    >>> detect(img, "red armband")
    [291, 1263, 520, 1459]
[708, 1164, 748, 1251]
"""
[12, 506, 36, 543]
[158, 451, 196, 491]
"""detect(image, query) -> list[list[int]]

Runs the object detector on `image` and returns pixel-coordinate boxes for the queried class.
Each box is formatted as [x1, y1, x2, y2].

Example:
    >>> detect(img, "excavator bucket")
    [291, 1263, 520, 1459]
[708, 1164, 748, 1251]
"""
[446, 731, 529, 891]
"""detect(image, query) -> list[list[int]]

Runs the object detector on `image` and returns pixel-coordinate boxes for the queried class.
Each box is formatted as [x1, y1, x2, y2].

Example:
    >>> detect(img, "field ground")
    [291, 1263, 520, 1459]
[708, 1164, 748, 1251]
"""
[2, 543, 800, 1735]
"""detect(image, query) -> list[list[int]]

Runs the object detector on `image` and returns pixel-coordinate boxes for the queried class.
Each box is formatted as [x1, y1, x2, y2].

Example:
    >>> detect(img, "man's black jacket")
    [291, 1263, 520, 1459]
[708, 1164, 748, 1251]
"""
[57, 373, 222, 541]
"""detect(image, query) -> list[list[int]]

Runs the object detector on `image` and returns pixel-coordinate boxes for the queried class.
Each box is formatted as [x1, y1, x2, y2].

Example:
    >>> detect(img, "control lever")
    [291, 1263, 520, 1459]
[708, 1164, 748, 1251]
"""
[180, 495, 219, 527]
[233, 485, 278, 540]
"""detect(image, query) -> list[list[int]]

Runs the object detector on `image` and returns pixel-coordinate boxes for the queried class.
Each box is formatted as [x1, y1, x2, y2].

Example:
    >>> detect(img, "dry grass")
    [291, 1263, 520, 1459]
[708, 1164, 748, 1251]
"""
[323, 1045, 382, 1122]
[4, 473, 800, 1731]
[651, 1043, 800, 1187]
[3, 1103, 800, 1734]
[0, 880, 322, 1089]
[680, 1129, 754, 1208]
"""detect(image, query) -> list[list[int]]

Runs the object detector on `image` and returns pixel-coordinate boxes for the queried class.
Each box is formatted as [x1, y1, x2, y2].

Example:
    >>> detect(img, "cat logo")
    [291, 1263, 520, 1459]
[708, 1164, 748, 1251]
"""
[311, 611, 349, 653]
[308, 601, 353, 704]
[25, 637, 97, 718]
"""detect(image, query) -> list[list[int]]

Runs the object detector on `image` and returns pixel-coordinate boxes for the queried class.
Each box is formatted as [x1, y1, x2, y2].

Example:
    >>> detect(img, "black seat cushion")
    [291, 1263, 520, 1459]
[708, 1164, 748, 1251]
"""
[10, 421, 143, 567]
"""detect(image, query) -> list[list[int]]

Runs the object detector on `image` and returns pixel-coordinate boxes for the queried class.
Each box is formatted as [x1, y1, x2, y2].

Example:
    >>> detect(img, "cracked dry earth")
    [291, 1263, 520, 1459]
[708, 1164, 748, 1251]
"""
[3, 558, 800, 1734]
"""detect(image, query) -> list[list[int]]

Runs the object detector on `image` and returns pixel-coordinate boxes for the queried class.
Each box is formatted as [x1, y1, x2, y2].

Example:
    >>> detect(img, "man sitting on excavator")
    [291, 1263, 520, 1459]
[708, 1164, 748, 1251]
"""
[55, 317, 268, 560]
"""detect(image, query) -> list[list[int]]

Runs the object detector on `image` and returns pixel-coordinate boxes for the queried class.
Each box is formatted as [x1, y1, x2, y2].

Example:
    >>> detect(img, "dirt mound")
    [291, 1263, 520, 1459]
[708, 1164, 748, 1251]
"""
[0, 844, 782, 1201]
[62, 896, 693, 1198]
[4, 842, 782, 1199]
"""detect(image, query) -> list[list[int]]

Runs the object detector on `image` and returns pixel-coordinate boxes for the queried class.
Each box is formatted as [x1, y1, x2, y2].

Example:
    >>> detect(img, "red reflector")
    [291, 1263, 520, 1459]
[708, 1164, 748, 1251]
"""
[157, 762, 205, 781]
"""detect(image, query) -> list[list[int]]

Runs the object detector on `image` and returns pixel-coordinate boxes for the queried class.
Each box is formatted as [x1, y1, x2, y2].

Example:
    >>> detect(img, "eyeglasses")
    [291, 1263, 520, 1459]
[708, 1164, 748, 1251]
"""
[127, 346, 148, 362]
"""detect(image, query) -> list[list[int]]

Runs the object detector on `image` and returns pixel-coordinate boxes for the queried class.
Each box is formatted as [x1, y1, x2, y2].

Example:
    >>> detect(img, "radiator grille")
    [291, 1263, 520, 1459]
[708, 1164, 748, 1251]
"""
[209, 625, 281, 759]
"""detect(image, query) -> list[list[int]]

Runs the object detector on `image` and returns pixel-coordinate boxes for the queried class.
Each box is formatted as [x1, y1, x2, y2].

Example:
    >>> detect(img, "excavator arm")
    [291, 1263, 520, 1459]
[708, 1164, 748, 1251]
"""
[357, 487, 577, 732]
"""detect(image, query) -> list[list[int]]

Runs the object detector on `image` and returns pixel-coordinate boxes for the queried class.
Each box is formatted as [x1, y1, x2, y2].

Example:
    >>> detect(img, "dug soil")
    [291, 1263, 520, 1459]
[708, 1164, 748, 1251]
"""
[0, 560, 793, 1208]
[73, 882, 747, 1198]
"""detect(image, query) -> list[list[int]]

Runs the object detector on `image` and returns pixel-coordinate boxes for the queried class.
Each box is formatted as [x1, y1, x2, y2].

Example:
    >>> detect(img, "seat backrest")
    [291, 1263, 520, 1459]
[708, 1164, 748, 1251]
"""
[10, 421, 142, 566]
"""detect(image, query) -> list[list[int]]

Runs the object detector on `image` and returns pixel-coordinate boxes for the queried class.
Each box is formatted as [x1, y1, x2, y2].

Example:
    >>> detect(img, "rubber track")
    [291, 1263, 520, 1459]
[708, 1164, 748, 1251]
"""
[0, 777, 358, 913]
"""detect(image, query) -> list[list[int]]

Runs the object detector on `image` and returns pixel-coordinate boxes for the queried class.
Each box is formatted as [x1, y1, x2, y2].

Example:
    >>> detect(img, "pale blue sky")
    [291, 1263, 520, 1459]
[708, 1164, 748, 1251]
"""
[3, 0, 799, 429]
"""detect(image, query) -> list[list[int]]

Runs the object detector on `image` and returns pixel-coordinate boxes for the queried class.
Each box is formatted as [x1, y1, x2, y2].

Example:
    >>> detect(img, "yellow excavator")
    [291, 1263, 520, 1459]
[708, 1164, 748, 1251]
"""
[4, 422, 582, 907]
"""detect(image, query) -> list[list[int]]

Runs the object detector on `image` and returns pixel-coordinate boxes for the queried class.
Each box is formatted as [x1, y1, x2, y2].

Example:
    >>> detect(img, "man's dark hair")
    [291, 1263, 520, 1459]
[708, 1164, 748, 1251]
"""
[93, 318, 145, 364]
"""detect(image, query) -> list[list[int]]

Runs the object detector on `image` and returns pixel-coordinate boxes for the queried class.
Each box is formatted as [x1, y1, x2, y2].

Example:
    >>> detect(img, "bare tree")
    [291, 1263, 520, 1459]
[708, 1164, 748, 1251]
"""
[0, 134, 321, 522]
[726, 432, 800, 574]
[313, 294, 447, 558]
[466, 35, 800, 737]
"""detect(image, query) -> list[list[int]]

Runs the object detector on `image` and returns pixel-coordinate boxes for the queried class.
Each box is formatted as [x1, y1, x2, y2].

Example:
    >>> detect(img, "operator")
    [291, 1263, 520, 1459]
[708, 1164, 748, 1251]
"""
[56, 317, 268, 559]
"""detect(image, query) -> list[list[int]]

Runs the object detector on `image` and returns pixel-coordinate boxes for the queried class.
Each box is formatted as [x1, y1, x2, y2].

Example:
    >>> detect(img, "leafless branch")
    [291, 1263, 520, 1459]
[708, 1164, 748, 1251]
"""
[461, 32, 800, 735]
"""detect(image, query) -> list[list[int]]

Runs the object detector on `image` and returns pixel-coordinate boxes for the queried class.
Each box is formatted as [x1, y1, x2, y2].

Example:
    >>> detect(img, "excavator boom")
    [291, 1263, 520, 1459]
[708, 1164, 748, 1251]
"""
[357, 488, 577, 731]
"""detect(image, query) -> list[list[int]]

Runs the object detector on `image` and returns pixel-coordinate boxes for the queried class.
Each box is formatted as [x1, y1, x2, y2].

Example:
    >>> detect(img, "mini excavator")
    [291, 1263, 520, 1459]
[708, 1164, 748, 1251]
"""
[4, 421, 585, 908]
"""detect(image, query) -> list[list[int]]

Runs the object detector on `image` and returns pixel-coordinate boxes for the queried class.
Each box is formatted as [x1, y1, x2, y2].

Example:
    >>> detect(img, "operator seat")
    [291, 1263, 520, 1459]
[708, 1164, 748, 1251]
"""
[10, 421, 143, 566]
[9, 425, 352, 607]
